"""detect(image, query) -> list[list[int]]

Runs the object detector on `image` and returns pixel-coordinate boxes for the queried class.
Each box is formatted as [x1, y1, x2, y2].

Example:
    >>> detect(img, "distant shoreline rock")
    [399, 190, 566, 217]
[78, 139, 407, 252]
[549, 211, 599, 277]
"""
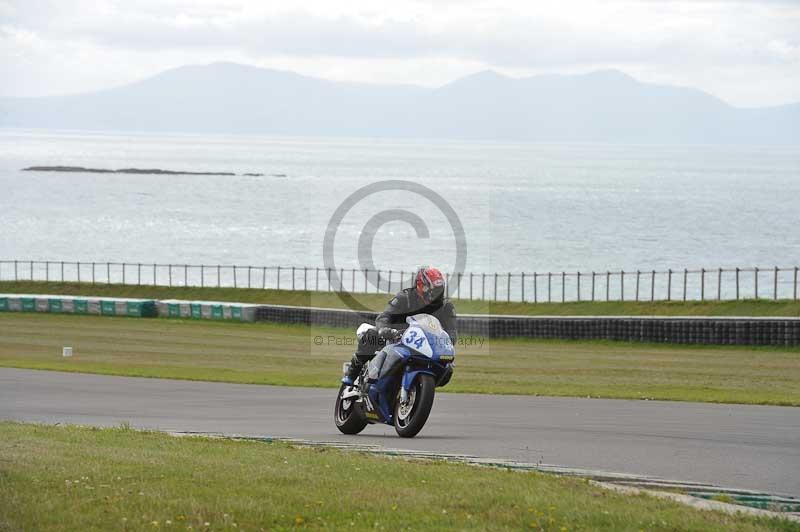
[21, 166, 270, 177]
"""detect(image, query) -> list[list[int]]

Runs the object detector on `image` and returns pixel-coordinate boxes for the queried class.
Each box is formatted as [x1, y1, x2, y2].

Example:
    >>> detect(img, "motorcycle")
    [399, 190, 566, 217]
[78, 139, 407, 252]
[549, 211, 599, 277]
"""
[334, 313, 455, 438]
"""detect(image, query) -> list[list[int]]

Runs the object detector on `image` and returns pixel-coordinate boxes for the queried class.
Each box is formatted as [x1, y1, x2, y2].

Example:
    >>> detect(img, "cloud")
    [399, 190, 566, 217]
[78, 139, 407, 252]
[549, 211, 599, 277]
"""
[10, 1, 800, 66]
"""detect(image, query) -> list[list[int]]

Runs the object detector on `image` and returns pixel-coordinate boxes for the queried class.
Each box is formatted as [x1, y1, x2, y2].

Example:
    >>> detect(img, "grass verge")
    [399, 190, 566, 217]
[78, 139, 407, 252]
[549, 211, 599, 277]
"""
[0, 422, 796, 531]
[1, 313, 798, 405]
[2, 280, 800, 316]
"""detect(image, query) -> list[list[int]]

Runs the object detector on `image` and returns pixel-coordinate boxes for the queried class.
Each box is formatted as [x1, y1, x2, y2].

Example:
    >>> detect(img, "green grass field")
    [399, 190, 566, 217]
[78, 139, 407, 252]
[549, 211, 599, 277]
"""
[1, 313, 798, 405]
[1, 422, 795, 531]
[3, 280, 800, 316]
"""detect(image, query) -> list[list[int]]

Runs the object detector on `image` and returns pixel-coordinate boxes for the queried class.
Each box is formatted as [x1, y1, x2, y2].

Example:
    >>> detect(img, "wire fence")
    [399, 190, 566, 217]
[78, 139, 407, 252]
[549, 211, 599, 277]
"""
[0, 260, 799, 303]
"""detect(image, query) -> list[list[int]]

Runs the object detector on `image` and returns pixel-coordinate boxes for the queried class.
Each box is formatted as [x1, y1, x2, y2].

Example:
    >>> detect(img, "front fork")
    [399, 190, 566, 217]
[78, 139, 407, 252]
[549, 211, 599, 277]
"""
[400, 387, 409, 405]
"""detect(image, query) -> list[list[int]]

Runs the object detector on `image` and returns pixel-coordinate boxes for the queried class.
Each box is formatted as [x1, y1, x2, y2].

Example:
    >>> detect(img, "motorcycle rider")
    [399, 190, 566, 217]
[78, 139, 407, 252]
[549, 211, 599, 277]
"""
[342, 266, 458, 385]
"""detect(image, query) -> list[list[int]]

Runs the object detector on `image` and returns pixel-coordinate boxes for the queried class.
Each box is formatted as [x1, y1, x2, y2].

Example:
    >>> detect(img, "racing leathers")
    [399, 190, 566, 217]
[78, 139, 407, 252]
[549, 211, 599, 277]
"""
[343, 287, 457, 383]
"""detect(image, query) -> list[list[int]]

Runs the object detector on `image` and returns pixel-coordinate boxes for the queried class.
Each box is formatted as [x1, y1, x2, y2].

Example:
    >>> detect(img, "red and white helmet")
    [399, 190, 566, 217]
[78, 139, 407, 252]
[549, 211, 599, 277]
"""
[415, 266, 445, 303]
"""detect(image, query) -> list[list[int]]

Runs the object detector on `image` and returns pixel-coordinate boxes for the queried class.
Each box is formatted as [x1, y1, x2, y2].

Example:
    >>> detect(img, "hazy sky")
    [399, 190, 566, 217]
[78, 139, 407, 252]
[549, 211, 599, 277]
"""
[2, 0, 798, 106]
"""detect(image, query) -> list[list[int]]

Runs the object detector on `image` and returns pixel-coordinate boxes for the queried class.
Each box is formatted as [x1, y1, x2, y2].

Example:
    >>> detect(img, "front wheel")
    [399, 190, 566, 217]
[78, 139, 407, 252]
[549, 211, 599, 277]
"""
[394, 374, 436, 438]
[334, 383, 368, 435]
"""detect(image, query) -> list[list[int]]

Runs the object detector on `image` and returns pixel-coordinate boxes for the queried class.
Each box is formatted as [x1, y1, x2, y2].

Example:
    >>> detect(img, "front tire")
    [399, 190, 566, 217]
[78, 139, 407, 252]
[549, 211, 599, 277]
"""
[394, 374, 435, 438]
[334, 383, 368, 435]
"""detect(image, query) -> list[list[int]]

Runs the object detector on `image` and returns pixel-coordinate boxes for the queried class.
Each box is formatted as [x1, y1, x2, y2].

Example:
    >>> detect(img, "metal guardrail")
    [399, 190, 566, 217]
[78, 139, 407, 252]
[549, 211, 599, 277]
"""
[0, 260, 798, 303]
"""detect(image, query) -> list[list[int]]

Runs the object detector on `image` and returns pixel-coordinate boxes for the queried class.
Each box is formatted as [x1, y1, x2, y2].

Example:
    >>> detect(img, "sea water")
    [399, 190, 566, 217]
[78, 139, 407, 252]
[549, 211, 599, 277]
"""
[1, 129, 798, 280]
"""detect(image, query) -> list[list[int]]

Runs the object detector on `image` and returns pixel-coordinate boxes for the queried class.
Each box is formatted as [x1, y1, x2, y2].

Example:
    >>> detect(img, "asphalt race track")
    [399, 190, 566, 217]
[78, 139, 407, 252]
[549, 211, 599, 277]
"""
[2, 368, 798, 496]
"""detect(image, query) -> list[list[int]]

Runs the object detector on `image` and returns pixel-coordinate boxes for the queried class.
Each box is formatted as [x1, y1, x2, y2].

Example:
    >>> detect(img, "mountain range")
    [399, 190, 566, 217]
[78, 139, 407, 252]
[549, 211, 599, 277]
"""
[1, 62, 797, 144]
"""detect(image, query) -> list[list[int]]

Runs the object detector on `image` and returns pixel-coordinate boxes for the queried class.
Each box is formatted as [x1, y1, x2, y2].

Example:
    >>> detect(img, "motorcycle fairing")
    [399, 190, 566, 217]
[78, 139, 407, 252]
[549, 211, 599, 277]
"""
[367, 343, 410, 423]
[366, 344, 409, 382]
[357, 314, 456, 427]
[402, 314, 454, 361]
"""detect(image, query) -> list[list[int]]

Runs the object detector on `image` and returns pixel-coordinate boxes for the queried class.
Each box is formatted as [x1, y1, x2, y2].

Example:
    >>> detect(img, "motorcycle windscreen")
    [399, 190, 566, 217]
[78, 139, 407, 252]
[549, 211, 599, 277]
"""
[405, 313, 454, 358]
[366, 345, 407, 382]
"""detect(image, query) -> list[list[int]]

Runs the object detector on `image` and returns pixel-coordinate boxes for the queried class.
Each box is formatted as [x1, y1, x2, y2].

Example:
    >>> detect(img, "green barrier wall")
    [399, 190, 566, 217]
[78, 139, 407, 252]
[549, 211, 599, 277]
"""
[155, 299, 259, 322]
[2, 293, 798, 345]
[48, 299, 62, 312]
[0, 294, 251, 321]
[0, 294, 156, 317]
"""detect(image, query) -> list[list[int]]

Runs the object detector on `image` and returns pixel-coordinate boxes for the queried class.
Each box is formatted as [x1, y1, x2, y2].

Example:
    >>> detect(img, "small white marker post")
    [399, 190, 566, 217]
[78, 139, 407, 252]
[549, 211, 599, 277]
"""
[62, 346, 73, 358]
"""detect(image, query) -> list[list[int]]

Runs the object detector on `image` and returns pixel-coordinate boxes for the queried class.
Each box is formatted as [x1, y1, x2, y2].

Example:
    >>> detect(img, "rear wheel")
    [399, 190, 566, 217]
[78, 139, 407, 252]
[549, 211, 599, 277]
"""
[334, 383, 368, 435]
[394, 374, 435, 438]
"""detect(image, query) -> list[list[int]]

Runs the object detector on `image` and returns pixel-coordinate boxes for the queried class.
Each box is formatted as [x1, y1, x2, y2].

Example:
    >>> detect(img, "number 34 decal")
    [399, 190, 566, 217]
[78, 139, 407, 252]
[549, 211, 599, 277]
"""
[404, 329, 426, 349]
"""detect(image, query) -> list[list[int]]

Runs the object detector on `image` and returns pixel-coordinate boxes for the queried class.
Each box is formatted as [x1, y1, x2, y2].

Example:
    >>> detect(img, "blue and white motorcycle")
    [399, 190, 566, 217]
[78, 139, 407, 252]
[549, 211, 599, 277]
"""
[334, 313, 455, 438]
